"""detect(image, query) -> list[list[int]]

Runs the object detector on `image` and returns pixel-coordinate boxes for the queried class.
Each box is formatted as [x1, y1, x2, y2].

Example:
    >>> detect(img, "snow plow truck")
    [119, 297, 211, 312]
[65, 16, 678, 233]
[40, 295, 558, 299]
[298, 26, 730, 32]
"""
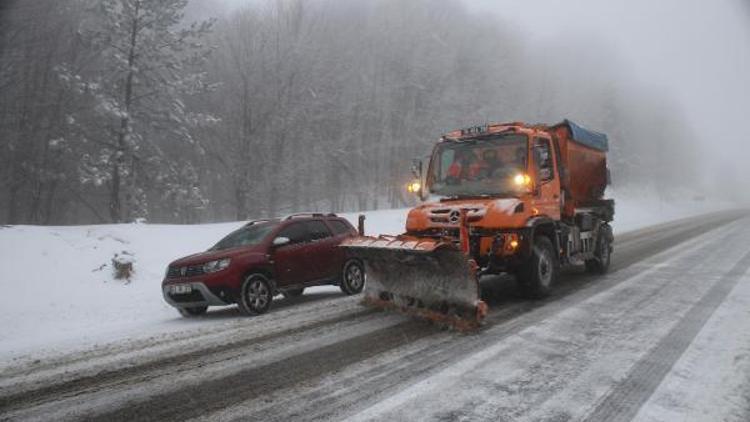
[342, 120, 614, 330]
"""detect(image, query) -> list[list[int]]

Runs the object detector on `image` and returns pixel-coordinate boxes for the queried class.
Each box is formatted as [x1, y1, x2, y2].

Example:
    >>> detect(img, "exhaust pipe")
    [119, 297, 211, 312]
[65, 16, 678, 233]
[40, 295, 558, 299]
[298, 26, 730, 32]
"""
[358, 214, 366, 236]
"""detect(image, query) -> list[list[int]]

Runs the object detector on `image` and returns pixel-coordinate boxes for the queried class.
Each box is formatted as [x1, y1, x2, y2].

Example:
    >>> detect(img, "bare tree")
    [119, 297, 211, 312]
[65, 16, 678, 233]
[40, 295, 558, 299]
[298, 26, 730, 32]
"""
[0, 0, 705, 225]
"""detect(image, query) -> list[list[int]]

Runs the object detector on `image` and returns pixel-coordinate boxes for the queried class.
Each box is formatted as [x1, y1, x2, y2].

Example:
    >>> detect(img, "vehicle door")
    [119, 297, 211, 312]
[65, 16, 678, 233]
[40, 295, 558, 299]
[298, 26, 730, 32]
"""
[532, 137, 562, 220]
[302, 220, 338, 281]
[271, 223, 313, 286]
[325, 219, 356, 276]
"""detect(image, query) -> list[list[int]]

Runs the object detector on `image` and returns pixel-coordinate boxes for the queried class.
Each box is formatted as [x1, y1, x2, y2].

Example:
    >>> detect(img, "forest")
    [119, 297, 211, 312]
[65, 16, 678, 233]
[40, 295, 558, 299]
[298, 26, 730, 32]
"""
[0, 0, 701, 225]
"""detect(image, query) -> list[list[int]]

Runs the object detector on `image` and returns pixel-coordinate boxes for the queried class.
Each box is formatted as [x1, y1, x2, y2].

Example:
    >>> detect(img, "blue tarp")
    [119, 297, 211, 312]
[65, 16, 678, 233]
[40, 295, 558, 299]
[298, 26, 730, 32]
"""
[562, 119, 609, 152]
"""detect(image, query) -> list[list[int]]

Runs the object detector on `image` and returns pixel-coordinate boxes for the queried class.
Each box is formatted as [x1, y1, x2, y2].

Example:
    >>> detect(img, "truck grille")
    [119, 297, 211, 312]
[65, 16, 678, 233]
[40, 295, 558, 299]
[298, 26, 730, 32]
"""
[429, 207, 484, 224]
[167, 264, 205, 278]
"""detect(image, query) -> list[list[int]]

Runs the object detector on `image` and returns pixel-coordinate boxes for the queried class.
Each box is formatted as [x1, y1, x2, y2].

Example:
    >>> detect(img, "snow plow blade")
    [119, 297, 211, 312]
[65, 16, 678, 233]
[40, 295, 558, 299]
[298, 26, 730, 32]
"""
[341, 236, 487, 330]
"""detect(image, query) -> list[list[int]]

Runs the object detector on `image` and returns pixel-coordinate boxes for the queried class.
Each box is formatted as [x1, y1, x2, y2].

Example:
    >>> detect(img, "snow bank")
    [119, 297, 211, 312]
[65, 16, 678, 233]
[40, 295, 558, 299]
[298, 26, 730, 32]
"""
[608, 186, 730, 233]
[0, 190, 732, 362]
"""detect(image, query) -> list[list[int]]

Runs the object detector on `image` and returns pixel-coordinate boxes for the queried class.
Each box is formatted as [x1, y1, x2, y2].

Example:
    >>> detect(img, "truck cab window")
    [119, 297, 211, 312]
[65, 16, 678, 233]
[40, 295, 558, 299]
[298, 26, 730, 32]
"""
[430, 134, 528, 196]
[534, 138, 554, 182]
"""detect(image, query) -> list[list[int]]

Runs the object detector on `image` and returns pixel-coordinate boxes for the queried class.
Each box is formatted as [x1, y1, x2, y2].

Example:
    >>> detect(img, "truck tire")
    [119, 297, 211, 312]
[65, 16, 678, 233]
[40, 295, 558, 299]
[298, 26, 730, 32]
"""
[586, 229, 612, 274]
[238, 274, 273, 315]
[518, 236, 559, 299]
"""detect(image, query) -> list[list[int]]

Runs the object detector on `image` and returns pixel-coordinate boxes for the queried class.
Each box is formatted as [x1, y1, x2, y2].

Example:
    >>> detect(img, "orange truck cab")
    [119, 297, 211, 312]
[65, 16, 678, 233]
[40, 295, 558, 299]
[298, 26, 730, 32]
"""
[408, 120, 614, 296]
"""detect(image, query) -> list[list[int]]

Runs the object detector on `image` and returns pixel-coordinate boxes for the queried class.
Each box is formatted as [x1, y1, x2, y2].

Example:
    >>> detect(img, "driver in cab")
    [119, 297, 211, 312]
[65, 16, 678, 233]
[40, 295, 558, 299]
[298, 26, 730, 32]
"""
[447, 149, 506, 183]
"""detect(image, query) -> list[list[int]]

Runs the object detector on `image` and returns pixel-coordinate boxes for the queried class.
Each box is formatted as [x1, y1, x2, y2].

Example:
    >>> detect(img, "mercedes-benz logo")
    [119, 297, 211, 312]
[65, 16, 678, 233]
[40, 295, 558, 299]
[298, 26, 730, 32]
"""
[448, 209, 461, 224]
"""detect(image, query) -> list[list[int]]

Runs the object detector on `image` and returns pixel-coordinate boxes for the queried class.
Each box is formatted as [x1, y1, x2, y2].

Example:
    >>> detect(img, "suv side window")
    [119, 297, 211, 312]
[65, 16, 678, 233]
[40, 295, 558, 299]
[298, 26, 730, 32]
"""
[328, 220, 353, 236]
[534, 138, 554, 182]
[277, 223, 311, 244]
[305, 220, 333, 241]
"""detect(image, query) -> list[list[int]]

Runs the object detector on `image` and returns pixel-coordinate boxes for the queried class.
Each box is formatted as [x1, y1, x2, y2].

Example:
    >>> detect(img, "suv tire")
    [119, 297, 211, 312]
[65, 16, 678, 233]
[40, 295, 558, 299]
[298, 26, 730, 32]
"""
[238, 274, 273, 315]
[340, 259, 365, 295]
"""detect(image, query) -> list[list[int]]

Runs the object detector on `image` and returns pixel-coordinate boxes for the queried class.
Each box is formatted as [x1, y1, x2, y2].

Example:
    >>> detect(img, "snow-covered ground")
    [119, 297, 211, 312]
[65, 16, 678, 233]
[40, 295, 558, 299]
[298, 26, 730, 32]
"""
[0, 188, 732, 363]
[633, 267, 750, 422]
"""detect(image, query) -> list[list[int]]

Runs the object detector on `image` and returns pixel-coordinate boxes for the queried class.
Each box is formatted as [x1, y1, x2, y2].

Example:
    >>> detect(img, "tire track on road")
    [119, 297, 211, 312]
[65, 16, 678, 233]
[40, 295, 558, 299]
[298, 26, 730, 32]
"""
[0, 306, 377, 413]
[336, 217, 749, 422]
[85, 320, 441, 422]
[1, 211, 745, 421]
[583, 249, 750, 422]
[201, 214, 748, 422]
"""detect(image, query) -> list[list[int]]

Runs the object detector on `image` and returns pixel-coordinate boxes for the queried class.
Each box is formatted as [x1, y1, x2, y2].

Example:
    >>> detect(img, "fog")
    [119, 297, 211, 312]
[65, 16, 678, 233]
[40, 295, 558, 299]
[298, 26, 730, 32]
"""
[468, 0, 750, 199]
[196, 0, 750, 200]
[1, 0, 748, 225]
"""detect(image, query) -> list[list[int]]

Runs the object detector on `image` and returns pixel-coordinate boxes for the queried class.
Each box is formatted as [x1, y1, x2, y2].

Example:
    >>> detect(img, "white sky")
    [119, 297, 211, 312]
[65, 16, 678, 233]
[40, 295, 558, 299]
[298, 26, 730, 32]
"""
[210, 0, 750, 138]
[467, 0, 750, 183]
[204, 0, 750, 195]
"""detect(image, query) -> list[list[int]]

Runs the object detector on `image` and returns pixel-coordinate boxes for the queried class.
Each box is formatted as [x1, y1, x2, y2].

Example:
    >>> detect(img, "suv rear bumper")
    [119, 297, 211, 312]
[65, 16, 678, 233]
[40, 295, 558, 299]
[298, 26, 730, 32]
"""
[162, 282, 229, 308]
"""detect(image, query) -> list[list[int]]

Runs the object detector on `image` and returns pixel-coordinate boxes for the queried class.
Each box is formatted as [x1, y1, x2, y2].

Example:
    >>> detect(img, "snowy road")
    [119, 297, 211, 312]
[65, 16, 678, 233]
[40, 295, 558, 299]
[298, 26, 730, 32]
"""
[2, 211, 749, 421]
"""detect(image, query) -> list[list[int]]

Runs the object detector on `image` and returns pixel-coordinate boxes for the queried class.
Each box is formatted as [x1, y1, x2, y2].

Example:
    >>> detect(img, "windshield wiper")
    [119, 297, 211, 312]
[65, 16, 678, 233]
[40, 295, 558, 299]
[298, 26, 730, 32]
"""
[440, 194, 491, 200]
[439, 192, 516, 201]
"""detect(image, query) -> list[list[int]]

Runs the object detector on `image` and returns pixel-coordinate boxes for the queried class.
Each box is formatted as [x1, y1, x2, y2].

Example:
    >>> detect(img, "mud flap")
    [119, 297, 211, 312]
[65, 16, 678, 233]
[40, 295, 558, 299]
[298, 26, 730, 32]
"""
[342, 236, 487, 330]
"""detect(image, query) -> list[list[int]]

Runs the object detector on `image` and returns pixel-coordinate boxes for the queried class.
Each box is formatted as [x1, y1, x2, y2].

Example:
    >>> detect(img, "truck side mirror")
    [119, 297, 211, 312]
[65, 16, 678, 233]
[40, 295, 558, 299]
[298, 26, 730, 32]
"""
[411, 159, 422, 179]
[408, 159, 425, 200]
[533, 143, 554, 184]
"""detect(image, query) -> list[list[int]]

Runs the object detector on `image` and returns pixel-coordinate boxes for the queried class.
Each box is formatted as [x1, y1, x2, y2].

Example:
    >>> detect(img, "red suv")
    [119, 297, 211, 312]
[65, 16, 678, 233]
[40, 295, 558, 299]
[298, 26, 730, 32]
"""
[162, 213, 365, 317]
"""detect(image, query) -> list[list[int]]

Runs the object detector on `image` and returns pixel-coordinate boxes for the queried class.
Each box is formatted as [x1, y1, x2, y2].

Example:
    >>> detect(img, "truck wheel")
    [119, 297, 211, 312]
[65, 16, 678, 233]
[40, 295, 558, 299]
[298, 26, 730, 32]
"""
[340, 259, 365, 295]
[586, 231, 612, 274]
[238, 274, 273, 315]
[518, 236, 559, 299]
[282, 288, 304, 298]
[178, 306, 207, 317]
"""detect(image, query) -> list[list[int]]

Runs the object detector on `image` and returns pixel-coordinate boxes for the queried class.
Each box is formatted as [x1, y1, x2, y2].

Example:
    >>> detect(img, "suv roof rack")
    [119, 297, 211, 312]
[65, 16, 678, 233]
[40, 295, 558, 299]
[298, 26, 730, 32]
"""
[283, 212, 338, 220]
[243, 218, 278, 227]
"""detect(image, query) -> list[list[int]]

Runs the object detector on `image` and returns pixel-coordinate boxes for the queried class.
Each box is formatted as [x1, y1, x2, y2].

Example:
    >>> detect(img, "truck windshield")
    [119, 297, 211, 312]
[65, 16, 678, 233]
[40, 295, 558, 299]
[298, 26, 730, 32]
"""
[209, 222, 277, 251]
[429, 134, 528, 197]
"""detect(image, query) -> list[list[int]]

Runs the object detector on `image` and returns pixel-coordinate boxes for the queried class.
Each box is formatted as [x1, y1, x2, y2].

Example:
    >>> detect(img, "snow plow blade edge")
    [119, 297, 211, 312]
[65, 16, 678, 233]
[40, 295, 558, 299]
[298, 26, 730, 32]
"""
[341, 236, 487, 330]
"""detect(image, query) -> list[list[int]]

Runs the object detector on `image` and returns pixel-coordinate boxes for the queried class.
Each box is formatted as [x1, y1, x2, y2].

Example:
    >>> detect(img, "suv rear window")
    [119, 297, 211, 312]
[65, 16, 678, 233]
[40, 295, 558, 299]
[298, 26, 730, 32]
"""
[305, 220, 332, 240]
[328, 220, 353, 235]
[277, 223, 311, 244]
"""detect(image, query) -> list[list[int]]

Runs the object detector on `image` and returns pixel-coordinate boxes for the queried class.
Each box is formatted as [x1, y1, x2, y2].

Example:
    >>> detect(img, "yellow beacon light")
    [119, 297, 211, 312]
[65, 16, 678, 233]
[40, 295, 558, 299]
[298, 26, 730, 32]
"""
[407, 181, 422, 194]
[513, 173, 531, 187]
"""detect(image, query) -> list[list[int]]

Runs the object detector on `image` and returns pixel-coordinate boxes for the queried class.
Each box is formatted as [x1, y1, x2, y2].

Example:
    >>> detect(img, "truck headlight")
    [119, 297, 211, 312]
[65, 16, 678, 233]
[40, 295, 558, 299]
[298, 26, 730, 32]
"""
[203, 258, 231, 273]
[407, 180, 422, 194]
[513, 173, 531, 187]
[505, 233, 521, 252]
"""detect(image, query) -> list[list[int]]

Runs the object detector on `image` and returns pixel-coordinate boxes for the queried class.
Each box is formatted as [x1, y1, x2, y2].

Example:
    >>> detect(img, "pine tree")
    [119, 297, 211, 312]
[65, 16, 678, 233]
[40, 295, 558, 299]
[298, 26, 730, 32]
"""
[71, 0, 214, 222]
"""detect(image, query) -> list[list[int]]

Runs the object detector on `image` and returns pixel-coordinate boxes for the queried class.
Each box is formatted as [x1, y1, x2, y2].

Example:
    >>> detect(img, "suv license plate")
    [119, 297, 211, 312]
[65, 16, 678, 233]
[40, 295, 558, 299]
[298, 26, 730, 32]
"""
[171, 285, 192, 294]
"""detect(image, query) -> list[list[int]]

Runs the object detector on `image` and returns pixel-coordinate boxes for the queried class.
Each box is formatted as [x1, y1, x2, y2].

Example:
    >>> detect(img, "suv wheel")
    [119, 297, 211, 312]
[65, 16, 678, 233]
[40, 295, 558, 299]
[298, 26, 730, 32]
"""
[340, 259, 365, 295]
[238, 274, 273, 315]
[178, 306, 208, 317]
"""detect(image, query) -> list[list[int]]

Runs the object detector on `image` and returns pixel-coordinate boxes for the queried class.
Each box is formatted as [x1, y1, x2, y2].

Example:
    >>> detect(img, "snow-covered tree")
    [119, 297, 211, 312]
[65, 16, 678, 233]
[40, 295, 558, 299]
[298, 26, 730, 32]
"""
[73, 0, 214, 222]
[0, 0, 710, 224]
